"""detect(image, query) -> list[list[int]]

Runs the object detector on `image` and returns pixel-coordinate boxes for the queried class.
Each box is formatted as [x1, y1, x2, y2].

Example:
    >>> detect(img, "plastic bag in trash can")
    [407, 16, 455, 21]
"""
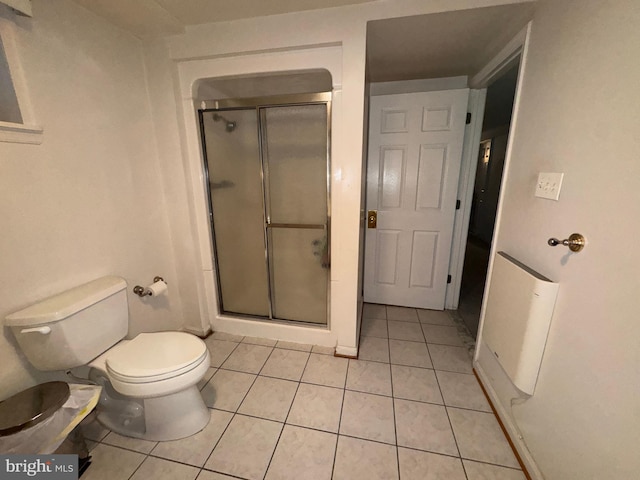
[0, 384, 101, 454]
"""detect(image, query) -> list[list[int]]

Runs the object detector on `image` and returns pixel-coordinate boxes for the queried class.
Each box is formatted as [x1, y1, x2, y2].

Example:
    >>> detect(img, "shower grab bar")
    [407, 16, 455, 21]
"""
[267, 223, 326, 230]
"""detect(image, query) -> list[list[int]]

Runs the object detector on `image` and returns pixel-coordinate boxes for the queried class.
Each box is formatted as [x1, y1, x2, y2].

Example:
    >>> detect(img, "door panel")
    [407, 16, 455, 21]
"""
[264, 104, 328, 226]
[416, 145, 446, 209]
[201, 99, 330, 324]
[364, 89, 469, 309]
[380, 146, 406, 209]
[269, 227, 328, 324]
[374, 230, 401, 285]
[410, 231, 438, 288]
[263, 103, 329, 324]
[202, 109, 270, 317]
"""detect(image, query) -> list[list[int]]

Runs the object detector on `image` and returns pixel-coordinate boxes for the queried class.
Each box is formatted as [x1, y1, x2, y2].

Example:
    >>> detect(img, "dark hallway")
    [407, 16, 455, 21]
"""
[457, 63, 519, 337]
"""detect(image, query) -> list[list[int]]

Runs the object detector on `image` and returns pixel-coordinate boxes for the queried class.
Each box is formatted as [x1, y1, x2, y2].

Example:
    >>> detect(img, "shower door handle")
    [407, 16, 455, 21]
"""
[267, 223, 326, 230]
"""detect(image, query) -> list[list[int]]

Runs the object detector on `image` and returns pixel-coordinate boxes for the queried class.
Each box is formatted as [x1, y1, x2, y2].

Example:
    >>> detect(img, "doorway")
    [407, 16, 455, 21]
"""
[458, 63, 520, 337]
[198, 94, 331, 325]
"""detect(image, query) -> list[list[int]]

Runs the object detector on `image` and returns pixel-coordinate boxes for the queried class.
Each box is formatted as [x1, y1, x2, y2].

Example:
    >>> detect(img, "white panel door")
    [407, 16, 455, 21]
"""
[364, 89, 469, 309]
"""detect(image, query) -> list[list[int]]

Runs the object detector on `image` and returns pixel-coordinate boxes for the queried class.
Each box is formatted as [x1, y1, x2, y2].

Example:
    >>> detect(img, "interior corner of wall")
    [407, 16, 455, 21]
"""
[182, 324, 211, 338]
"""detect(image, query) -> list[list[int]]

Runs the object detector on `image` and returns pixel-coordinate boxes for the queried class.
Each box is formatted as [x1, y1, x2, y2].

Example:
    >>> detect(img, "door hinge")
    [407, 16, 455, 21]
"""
[456, 199, 461, 210]
[447, 275, 452, 284]
[466, 112, 472, 124]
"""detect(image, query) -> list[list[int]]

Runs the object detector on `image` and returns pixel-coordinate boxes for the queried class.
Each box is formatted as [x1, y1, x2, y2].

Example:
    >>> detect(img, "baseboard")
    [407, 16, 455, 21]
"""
[473, 363, 544, 480]
[335, 345, 358, 358]
[183, 325, 212, 338]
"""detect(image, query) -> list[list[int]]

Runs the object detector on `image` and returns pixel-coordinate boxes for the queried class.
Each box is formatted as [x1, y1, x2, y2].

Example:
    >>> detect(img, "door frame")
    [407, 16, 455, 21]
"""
[174, 47, 345, 348]
[471, 22, 545, 480]
[444, 24, 531, 310]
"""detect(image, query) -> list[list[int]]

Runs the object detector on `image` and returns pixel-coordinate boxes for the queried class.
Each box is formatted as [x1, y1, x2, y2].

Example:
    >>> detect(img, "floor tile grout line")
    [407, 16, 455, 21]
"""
[362, 332, 465, 347]
[217, 351, 475, 376]
[282, 352, 313, 426]
[297, 378, 346, 391]
[396, 442, 511, 463]
[259, 372, 305, 383]
[219, 343, 275, 373]
[385, 318, 402, 480]
[216, 366, 266, 376]
[100, 437, 157, 454]
[146, 439, 228, 469]
[203, 401, 517, 440]
[209, 339, 242, 370]
[201, 469, 249, 480]
[346, 358, 392, 397]
[366, 318, 459, 327]
[90, 442, 149, 480]
[283, 420, 339, 436]
[259, 346, 311, 382]
[330, 352, 349, 479]
[422, 313, 469, 480]
[198, 412, 235, 471]
[93, 402, 516, 475]
[200, 348, 271, 473]
[337, 431, 397, 449]
[386, 318, 421, 324]
[260, 351, 313, 480]
[459, 457, 527, 471]
[200, 463, 252, 479]
[442, 403, 495, 414]
[292, 377, 349, 390]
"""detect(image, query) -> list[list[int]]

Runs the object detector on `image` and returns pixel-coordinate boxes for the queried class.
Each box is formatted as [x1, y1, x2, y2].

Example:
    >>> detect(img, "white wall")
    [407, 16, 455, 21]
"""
[369, 76, 468, 96]
[0, 0, 182, 397]
[476, 0, 640, 478]
[144, 0, 529, 354]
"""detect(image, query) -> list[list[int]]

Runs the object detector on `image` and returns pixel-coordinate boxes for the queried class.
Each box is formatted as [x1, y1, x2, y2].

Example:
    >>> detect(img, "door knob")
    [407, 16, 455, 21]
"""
[547, 233, 586, 252]
[367, 210, 377, 229]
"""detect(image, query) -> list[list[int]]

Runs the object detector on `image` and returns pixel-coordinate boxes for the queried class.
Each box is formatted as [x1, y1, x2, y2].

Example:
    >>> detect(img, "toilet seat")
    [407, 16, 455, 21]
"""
[107, 332, 208, 382]
[90, 332, 210, 398]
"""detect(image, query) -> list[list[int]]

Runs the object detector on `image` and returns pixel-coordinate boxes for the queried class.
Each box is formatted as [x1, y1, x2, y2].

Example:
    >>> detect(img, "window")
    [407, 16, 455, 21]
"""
[0, 5, 42, 144]
[0, 35, 22, 124]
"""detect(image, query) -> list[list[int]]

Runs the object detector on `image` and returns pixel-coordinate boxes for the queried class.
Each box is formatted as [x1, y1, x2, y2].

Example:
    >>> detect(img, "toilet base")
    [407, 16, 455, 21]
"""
[96, 382, 210, 441]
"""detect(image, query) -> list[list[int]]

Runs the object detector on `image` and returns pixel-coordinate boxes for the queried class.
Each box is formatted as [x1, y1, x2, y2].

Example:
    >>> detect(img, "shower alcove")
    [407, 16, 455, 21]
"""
[196, 70, 332, 326]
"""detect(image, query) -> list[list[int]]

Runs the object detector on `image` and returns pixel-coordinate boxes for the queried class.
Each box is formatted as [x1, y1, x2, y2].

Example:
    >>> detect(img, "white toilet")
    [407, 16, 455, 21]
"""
[4, 276, 211, 441]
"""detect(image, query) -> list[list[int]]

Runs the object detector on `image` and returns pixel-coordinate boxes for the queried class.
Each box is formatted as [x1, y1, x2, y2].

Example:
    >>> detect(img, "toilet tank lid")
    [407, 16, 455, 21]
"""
[5, 276, 127, 327]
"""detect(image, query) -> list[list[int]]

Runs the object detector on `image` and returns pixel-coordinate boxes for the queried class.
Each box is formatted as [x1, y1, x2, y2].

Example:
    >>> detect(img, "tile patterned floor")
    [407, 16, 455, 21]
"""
[80, 305, 525, 480]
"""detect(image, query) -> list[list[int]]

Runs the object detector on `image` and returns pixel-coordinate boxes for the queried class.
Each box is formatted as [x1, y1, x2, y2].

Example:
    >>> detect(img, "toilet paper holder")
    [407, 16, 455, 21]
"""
[133, 277, 166, 297]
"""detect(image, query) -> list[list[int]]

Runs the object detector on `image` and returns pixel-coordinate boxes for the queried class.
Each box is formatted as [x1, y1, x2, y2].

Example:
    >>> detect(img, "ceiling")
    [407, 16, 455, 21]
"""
[71, 0, 536, 84]
[366, 3, 535, 82]
[72, 0, 378, 37]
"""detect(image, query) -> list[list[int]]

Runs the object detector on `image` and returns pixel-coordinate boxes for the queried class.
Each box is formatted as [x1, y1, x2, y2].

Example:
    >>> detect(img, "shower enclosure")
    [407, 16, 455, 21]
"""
[199, 93, 330, 325]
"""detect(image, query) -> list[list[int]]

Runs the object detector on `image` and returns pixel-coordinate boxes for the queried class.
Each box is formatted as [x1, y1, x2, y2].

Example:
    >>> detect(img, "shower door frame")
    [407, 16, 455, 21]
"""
[198, 92, 332, 326]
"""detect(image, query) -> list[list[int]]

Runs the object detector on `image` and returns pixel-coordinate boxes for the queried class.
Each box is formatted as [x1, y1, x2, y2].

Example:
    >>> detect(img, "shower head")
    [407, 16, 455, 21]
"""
[212, 113, 237, 132]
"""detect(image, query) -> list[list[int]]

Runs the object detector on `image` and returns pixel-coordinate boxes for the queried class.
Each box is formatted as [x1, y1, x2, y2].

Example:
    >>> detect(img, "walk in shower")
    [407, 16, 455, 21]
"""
[199, 93, 330, 325]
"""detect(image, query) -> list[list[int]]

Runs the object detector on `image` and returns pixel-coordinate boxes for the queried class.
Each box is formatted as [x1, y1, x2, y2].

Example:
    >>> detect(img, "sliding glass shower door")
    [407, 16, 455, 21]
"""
[199, 94, 330, 325]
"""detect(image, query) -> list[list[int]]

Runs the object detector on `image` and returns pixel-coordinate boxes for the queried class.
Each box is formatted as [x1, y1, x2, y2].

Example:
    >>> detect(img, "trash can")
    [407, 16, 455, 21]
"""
[0, 382, 101, 457]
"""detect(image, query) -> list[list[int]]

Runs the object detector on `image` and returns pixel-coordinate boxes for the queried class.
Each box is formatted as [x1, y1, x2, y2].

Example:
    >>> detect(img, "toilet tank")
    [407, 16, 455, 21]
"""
[4, 276, 129, 371]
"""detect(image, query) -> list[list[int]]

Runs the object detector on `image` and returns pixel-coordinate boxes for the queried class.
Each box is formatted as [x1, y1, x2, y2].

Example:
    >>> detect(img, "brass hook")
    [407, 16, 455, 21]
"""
[547, 233, 585, 252]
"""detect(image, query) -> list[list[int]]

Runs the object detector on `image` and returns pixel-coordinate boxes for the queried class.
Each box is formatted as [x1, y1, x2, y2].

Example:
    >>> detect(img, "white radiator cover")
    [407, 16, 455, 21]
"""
[482, 252, 559, 395]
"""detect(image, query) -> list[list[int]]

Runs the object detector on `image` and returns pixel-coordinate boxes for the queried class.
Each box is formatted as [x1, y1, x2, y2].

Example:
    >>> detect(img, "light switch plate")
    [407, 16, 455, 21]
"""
[535, 172, 564, 200]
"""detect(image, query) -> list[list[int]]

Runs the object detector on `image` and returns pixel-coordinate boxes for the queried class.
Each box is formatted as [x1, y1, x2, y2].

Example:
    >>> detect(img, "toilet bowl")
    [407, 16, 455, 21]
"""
[88, 331, 211, 440]
[4, 276, 211, 441]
